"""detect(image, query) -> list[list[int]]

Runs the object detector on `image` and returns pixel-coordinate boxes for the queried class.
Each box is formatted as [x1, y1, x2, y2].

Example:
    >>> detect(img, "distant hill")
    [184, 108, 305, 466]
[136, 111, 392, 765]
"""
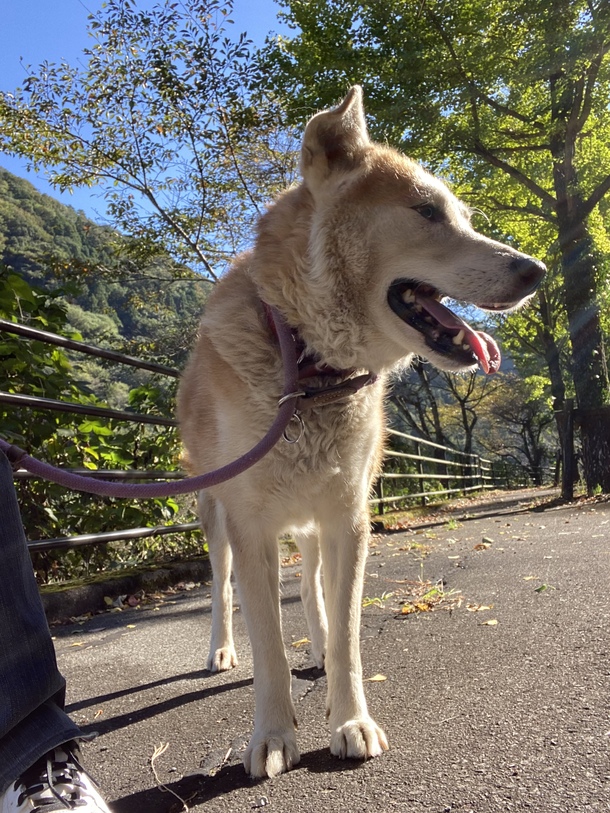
[0, 167, 211, 400]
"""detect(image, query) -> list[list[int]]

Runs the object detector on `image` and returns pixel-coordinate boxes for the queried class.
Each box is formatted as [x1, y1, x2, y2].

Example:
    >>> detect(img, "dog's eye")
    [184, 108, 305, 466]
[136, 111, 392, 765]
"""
[413, 203, 441, 222]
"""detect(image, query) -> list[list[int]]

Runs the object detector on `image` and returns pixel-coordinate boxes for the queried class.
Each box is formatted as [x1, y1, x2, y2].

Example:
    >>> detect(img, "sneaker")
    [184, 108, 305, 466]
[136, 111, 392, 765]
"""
[0, 742, 111, 812]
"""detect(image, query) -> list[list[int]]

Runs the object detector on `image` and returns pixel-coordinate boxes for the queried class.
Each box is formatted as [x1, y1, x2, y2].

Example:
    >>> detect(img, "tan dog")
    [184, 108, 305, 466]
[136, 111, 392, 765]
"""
[177, 86, 544, 778]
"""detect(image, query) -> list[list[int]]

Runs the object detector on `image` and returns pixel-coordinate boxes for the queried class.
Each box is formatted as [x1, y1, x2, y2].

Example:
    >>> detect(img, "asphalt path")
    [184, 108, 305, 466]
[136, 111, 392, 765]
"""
[53, 488, 610, 812]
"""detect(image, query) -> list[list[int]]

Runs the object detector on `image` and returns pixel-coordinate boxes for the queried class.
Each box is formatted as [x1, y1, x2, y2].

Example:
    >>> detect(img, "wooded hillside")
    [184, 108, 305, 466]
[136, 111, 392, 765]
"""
[0, 166, 210, 374]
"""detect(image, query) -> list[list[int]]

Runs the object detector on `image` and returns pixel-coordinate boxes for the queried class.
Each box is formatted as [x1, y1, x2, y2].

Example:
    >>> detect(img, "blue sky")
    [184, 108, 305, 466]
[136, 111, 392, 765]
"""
[0, 0, 288, 220]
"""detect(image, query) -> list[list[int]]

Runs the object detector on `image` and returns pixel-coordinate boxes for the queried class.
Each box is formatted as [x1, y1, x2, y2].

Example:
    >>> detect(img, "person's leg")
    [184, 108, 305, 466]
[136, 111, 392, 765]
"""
[0, 449, 84, 792]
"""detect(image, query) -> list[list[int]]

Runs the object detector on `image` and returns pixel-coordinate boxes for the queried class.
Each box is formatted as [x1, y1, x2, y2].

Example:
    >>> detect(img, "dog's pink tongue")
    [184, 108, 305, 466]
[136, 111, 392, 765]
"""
[415, 294, 501, 375]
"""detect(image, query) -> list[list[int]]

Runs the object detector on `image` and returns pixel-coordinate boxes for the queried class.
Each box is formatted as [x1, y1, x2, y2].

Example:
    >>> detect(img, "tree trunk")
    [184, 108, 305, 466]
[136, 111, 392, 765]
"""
[577, 407, 610, 495]
[549, 62, 610, 491]
[558, 222, 610, 492]
[538, 287, 566, 409]
[559, 222, 609, 410]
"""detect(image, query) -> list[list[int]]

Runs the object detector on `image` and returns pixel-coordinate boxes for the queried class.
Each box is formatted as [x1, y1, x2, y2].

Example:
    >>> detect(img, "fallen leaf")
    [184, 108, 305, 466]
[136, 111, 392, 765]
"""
[467, 603, 494, 612]
[474, 542, 492, 551]
[366, 674, 387, 682]
[534, 583, 556, 593]
[291, 637, 310, 648]
[523, 576, 539, 581]
[481, 619, 498, 626]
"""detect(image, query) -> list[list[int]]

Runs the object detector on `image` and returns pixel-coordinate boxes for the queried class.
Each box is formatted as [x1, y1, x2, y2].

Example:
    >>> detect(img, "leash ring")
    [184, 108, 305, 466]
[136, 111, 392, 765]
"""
[282, 412, 304, 444]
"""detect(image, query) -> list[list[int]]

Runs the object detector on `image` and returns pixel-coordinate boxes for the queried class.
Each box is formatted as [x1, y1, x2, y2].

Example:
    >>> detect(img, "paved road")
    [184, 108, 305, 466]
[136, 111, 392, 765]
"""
[54, 488, 610, 812]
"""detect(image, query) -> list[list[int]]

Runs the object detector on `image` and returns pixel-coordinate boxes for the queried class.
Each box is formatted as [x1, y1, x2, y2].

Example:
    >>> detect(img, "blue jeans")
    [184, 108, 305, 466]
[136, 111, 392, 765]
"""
[0, 450, 85, 793]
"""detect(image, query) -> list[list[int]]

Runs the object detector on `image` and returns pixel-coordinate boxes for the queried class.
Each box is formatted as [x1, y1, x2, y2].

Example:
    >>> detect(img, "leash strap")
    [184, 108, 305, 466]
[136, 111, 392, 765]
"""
[0, 306, 299, 498]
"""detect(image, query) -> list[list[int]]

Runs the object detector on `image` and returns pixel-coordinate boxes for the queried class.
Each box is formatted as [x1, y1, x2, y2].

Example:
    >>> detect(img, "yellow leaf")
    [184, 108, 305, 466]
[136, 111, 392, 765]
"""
[467, 603, 494, 612]
[523, 575, 539, 581]
[367, 674, 387, 682]
[291, 637, 310, 648]
[481, 619, 498, 626]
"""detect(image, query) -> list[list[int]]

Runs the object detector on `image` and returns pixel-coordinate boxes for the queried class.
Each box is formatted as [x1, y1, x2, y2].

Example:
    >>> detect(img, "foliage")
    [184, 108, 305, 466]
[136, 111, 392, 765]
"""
[0, 0, 299, 281]
[475, 374, 557, 484]
[0, 167, 211, 403]
[390, 362, 557, 484]
[264, 0, 610, 488]
[0, 268, 198, 583]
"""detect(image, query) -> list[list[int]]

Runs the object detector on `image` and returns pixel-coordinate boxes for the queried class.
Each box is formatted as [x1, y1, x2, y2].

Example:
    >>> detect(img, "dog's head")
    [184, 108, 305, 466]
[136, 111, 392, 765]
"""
[297, 86, 545, 375]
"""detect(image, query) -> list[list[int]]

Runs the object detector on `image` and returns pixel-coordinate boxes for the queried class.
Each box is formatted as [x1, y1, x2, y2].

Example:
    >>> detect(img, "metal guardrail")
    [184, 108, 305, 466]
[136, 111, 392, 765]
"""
[3, 318, 506, 551]
[370, 427, 496, 514]
[0, 318, 180, 377]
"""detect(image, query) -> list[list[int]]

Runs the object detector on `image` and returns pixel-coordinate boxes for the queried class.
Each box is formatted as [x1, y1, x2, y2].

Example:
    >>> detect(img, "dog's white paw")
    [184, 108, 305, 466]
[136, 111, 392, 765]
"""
[330, 718, 389, 760]
[243, 731, 301, 778]
[206, 645, 237, 672]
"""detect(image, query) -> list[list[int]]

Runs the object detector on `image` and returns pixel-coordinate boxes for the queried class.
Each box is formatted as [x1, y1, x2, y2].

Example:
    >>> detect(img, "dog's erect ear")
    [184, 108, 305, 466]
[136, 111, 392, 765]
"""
[301, 86, 370, 193]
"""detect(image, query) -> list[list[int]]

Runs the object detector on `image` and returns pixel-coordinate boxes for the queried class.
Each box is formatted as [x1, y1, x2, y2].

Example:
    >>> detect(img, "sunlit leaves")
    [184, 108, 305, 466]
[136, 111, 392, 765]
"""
[0, 0, 297, 281]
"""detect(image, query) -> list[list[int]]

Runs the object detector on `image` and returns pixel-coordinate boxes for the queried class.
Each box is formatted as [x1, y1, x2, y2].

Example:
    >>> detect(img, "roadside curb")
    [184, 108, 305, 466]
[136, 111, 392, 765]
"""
[41, 556, 212, 625]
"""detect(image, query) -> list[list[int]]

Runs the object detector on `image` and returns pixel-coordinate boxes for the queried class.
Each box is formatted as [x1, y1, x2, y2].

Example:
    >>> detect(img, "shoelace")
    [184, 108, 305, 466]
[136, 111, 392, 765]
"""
[15, 747, 91, 811]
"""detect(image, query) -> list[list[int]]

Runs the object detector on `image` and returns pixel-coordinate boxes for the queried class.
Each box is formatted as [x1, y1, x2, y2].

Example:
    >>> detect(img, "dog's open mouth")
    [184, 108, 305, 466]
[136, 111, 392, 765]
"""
[387, 279, 501, 374]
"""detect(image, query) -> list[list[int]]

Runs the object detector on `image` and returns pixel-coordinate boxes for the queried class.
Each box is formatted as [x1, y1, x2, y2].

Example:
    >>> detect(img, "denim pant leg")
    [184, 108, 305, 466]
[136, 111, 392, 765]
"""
[0, 450, 84, 793]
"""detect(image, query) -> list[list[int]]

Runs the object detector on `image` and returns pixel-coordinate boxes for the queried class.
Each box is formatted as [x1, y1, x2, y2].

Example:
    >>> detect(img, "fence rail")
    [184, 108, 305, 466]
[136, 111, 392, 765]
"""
[370, 427, 496, 514]
[3, 318, 512, 553]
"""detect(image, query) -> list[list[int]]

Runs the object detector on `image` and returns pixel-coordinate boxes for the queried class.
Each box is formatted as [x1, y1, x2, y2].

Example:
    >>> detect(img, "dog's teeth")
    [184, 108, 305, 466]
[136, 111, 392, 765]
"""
[452, 329, 465, 345]
[414, 304, 423, 313]
[402, 289, 415, 304]
[462, 342, 471, 351]
[424, 315, 434, 323]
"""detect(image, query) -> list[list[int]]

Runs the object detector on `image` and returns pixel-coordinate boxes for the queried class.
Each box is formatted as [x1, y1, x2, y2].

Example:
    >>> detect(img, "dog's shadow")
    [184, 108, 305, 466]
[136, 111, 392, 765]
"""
[111, 747, 364, 813]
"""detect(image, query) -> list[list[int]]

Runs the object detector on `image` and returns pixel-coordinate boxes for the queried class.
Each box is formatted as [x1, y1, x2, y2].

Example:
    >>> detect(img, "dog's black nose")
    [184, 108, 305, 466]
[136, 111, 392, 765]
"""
[510, 256, 546, 296]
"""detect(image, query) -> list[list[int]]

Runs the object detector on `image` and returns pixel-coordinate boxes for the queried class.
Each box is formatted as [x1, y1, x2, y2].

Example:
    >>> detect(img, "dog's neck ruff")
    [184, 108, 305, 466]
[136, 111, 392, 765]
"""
[262, 302, 377, 411]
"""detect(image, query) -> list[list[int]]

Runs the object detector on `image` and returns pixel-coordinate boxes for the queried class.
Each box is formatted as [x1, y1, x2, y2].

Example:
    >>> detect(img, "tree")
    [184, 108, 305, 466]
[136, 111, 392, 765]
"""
[0, 167, 211, 398]
[0, 0, 298, 282]
[0, 267, 194, 582]
[477, 374, 557, 485]
[264, 0, 610, 491]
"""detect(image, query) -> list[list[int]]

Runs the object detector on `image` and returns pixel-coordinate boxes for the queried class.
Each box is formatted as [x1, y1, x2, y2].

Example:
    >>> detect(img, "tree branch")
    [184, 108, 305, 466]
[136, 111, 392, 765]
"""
[578, 172, 610, 221]
[425, 6, 545, 130]
[472, 139, 557, 209]
[484, 197, 556, 223]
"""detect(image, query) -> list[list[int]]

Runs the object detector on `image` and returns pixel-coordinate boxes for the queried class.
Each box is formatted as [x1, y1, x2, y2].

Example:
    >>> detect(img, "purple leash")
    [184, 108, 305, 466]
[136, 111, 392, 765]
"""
[0, 306, 300, 498]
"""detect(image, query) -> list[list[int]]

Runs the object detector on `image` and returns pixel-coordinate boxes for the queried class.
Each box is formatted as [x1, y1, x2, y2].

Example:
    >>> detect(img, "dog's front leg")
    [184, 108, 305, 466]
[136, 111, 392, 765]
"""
[227, 515, 300, 778]
[320, 509, 389, 761]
